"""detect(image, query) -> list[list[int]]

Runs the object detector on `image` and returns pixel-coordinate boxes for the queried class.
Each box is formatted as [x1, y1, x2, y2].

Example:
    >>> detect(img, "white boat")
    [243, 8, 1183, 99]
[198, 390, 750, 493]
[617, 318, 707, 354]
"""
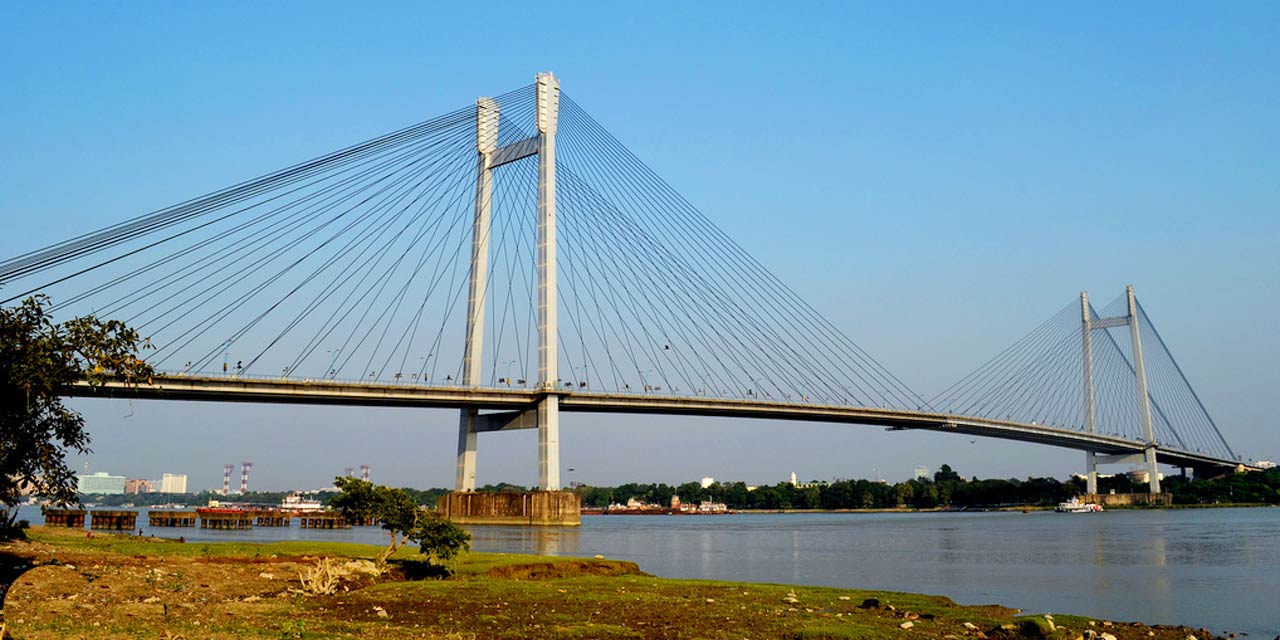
[1055, 497, 1103, 513]
[280, 494, 324, 513]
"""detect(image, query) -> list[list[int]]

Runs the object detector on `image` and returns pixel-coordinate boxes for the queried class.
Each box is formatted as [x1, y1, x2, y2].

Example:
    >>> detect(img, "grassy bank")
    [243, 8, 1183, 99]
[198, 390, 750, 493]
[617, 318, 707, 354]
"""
[1, 527, 1221, 640]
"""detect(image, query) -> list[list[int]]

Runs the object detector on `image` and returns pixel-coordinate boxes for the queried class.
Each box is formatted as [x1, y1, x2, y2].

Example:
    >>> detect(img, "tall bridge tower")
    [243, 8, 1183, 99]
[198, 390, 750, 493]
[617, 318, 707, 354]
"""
[456, 72, 562, 492]
[1082, 285, 1160, 494]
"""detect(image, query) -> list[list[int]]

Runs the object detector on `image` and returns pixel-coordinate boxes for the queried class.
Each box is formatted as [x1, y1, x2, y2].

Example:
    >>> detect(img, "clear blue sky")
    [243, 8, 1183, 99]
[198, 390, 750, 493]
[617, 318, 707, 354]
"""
[2, 3, 1276, 491]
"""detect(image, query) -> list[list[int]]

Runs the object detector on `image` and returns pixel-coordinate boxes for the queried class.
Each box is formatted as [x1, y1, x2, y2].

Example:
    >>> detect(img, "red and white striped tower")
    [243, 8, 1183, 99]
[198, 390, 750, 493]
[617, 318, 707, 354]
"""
[344, 466, 354, 478]
[222, 464, 233, 495]
[240, 461, 252, 494]
[360, 464, 370, 482]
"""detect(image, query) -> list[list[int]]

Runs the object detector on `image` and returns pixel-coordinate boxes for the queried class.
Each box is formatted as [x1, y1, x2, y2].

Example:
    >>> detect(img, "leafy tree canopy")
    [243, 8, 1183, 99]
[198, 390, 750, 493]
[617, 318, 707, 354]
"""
[1, 295, 154, 526]
[329, 476, 470, 568]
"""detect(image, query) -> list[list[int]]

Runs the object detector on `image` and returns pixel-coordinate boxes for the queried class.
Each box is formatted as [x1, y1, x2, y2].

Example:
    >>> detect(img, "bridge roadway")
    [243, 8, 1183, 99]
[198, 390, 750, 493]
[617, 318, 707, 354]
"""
[69, 374, 1249, 473]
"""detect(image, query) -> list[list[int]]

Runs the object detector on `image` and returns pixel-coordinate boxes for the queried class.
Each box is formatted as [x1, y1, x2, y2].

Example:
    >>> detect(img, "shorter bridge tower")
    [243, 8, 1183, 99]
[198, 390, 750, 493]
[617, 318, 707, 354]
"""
[1082, 285, 1161, 493]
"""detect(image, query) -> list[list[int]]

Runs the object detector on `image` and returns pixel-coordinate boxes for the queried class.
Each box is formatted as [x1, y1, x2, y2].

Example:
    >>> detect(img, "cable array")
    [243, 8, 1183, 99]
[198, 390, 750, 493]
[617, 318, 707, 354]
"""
[0, 84, 924, 410]
[541, 94, 924, 407]
[931, 293, 1236, 460]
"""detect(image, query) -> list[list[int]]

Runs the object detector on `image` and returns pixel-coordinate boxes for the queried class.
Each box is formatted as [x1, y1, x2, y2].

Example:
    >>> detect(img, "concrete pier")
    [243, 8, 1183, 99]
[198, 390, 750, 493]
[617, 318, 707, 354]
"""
[148, 511, 197, 527]
[437, 491, 580, 526]
[198, 509, 254, 529]
[89, 510, 138, 531]
[1083, 492, 1173, 507]
[254, 511, 291, 527]
[299, 513, 350, 529]
[41, 508, 86, 528]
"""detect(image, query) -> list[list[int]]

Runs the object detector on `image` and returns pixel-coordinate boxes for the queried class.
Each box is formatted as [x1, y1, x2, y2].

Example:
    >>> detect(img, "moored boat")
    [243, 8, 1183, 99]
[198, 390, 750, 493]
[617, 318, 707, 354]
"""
[1055, 497, 1103, 513]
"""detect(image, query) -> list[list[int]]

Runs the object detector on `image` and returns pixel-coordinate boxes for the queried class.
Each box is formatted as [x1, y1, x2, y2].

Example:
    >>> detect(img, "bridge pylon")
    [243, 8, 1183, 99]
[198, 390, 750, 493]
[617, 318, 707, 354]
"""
[1081, 285, 1162, 494]
[455, 72, 563, 492]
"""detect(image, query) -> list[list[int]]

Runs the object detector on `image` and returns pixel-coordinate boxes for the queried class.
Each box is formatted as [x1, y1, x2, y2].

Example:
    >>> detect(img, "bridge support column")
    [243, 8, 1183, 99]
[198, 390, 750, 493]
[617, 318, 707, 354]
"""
[455, 97, 500, 492]
[1085, 451, 1098, 495]
[1127, 285, 1161, 494]
[1081, 291, 1098, 495]
[535, 72, 562, 491]
[537, 394, 560, 490]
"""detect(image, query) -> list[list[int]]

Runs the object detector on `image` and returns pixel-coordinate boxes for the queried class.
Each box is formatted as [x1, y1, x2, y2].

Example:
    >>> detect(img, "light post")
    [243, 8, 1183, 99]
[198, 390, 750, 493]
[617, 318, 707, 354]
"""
[640, 369, 654, 393]
[503, 359, 518, 386]
[326, 349, 341, 379]
[577, 365, 589, 389]
[418, 353, 433, 384]
[221, 339, 233, 373]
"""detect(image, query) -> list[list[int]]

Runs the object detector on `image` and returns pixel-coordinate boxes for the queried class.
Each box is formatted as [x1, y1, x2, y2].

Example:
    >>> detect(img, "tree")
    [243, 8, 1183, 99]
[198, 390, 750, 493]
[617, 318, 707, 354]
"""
[1, 295, 154, 529]
[329, 477, 470, 568]
[893, 481, 914, 507]
[934, 464, 961, 484]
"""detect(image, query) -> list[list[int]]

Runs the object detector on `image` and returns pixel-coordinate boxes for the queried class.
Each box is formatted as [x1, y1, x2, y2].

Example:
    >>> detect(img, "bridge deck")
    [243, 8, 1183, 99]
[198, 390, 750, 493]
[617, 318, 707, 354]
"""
[68, 375, 1248, 472]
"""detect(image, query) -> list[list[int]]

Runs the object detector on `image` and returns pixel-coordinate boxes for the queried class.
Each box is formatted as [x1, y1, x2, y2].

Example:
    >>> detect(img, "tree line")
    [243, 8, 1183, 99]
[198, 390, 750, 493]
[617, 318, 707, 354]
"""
[572, 464, 1280, 510]
[74, 466, 1280, 511]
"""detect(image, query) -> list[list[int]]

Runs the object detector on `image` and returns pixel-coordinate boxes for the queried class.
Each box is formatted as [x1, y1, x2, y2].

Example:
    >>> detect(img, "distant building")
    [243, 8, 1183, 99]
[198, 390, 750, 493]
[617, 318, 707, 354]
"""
[124, 478, 153, 494]
[1071, 472, 1115, 481]
[77, 472, 125, 495]
[1256, 460, 1276, 470]
[159, 473, 188, 494]
[914, 465, 929, 481]
[789, 470, 827, 489]
[700, 477, 715, 489]
[1127, 469, 1165, 484]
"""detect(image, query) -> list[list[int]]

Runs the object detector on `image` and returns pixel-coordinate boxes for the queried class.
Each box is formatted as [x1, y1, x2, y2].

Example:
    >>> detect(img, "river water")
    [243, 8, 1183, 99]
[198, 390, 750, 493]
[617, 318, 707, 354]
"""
[16, 506, 1279, 636]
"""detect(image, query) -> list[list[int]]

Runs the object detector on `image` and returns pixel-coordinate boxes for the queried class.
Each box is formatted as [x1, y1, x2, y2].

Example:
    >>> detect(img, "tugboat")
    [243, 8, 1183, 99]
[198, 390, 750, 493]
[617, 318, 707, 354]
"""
[1055, 497, 1104, 513]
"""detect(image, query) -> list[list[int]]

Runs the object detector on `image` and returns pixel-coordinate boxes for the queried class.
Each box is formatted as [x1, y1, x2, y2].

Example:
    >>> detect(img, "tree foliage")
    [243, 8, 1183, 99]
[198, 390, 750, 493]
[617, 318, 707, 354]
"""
[329, 477, 470, 568]
[0, 295, 154, 526]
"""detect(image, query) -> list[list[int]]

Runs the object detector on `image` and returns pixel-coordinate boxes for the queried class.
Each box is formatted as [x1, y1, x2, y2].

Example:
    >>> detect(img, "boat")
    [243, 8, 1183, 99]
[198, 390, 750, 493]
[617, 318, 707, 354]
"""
[280, 494, 324, 513]
[1055, 497, 1103, 513]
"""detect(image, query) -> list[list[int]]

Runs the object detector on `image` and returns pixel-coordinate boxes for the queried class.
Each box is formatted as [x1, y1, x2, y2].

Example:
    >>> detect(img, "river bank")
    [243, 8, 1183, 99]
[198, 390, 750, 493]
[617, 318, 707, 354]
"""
[734, 502, 1278, 514]
[0, 527, 1232, 640]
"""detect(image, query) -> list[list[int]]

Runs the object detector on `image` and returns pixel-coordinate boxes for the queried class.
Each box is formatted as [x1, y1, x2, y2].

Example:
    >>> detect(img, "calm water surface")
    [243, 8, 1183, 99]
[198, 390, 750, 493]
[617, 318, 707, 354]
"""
[19, 506, 1279, 636]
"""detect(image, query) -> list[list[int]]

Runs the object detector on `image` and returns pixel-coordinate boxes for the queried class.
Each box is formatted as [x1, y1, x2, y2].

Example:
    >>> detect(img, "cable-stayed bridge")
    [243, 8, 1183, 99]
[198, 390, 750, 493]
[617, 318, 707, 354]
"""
[0, 73, 1254, 492]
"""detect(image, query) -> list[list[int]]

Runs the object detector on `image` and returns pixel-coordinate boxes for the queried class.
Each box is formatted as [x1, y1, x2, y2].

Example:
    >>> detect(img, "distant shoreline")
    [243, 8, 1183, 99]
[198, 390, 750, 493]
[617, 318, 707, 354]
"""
[722, 502, 1276, 514]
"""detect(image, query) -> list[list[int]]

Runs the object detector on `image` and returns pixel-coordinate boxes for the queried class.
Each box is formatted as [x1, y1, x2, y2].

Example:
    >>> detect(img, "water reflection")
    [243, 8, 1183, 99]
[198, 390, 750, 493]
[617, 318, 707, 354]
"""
[464, 523, 581, 556]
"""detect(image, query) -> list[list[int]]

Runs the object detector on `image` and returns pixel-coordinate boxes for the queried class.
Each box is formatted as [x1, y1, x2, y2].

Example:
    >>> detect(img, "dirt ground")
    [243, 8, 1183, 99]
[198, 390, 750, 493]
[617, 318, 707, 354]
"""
[0, 528, 1227, 640]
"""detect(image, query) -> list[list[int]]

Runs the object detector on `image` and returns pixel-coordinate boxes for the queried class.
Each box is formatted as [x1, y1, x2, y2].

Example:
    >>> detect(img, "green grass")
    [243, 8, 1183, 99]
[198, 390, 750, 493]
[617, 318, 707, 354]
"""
[27, 528, 393, 559]
[25, 526, 610, 577]
[791, 624, 888, 640]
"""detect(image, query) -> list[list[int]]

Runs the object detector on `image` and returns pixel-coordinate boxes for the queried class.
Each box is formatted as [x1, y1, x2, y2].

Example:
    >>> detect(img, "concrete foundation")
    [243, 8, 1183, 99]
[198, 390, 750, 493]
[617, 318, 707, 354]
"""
[299, 513, 350, 529]
[1084, 492, 1173, 507]
[437, 491, 580, 526]
[149, 511, 197, 527]
[90, 510, 138, 531]
[41, 508, 86, 528]
[254, 511, 291, 527]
